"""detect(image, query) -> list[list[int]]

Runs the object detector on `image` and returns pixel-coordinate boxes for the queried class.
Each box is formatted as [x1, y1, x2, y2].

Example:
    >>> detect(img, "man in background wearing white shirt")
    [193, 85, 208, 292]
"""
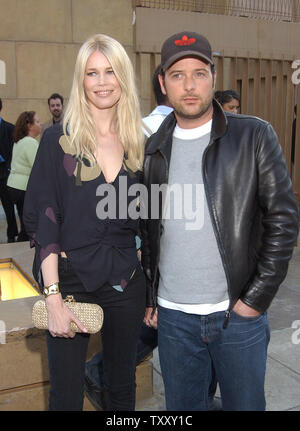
[142, 65, 173, 137]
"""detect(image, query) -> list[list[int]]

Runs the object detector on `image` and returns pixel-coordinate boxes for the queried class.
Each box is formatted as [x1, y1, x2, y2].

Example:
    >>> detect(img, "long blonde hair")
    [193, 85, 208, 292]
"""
[63, 34, 144, 171]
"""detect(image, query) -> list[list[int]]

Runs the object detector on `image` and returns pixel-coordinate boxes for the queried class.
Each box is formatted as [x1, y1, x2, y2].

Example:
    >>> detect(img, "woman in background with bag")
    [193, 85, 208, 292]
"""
[23, 34, 146, 411]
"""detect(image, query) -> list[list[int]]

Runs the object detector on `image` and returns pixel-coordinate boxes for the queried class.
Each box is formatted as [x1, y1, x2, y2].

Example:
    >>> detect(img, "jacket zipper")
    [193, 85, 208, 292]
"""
[223, 310, 231, 329]
[152, 149, 169, 307]
[201, 138, 233, 328]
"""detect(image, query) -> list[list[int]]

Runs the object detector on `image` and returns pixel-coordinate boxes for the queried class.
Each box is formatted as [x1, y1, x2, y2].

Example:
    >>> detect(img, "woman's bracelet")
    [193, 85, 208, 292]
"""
[43, 282, 60, 298]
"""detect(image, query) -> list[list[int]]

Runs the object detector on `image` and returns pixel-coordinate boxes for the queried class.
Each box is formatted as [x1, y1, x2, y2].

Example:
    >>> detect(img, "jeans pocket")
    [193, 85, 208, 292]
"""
[231, 309, 263, 322]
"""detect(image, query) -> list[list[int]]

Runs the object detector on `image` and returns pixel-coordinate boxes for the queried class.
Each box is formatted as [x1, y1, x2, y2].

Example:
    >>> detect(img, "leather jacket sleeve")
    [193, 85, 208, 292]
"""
[140, 163, 155, 308]
[240, 123, 298, 312]
[140, 224, 154, 307]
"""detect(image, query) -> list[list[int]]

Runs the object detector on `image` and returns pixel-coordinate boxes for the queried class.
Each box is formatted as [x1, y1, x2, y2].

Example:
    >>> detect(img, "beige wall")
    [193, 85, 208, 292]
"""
[0, 0, 134, 124]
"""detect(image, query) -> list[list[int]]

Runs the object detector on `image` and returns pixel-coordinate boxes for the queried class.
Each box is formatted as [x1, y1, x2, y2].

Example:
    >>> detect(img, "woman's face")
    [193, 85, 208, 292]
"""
[83, 50, 121, 113]
[28, 114, 41, 137]
[222, 98, 240, 114]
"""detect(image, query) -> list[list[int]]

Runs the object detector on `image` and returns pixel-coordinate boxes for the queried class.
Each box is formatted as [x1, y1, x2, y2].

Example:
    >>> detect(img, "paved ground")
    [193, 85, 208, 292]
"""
[1, 205, 300, 411]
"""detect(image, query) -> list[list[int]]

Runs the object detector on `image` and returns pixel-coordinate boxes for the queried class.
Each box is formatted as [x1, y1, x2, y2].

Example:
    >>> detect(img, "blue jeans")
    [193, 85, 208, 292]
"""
[86, 322, 219, 407]
[158, 305, 270, 411]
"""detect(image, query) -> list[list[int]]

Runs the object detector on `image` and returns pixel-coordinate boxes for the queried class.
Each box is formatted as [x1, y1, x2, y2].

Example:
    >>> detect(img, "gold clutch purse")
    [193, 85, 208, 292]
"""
[32, 295, 104, 334]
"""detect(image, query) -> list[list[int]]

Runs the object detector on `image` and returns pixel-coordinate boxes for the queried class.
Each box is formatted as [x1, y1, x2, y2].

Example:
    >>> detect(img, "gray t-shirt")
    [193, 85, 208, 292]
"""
[158, 122, 229, 309]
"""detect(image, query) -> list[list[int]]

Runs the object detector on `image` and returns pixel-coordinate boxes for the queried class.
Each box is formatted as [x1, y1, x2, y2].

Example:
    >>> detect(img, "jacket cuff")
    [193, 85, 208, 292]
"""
[240, 286, 278, 313]
[145, 278, 155, 307]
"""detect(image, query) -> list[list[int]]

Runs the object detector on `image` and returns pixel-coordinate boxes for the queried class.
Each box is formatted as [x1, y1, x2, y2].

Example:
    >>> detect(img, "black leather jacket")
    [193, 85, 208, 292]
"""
[141, 100, 298, 314]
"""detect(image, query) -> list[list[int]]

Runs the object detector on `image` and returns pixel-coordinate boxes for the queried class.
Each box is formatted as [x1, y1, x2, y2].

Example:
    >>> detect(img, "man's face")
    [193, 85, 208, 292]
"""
[159, 57, 216, 127]
[48, 98, 63, 120]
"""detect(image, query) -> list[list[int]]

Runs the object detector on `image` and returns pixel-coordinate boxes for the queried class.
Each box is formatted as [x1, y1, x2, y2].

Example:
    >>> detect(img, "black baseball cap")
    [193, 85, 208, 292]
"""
[161, 31, 214, 72]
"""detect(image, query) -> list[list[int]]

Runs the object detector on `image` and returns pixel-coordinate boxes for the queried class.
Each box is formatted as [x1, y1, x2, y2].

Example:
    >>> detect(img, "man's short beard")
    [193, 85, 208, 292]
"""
[174, 98, 213, 121]
[52, 111, 62, 119]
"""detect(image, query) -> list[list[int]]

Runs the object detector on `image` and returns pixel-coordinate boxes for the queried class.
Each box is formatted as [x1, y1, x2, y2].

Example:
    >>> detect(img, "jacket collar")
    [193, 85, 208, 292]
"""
[211, 98, 228, 140]
[145, 98, 227, 158]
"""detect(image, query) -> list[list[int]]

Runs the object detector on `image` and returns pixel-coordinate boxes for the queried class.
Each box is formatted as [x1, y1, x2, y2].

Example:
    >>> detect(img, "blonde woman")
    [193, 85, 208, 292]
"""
[23, 34, 146, 411]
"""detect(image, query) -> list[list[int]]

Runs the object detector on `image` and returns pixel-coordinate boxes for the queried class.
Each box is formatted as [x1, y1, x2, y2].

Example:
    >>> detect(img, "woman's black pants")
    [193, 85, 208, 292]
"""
[7, 186, 28, 241]
[46, 257, 146, 411]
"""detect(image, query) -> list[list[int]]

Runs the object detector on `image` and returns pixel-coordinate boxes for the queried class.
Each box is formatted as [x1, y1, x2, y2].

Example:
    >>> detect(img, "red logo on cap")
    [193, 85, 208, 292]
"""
[174, 35, 196, 46]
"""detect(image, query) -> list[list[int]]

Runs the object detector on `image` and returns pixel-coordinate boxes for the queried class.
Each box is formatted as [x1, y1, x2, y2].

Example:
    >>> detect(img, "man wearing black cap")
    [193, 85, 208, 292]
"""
[141, 31, 298, 411]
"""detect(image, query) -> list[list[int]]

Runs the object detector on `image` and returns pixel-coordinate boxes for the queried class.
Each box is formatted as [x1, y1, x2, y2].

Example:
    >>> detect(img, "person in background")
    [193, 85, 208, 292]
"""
[7, 111, 40, 242]
[141, 65, 173, 137]
[215, 89, 240, 114]
[23, 33, 146, 411]
[141, 31, 298, 411]
[0, 98, 18, 242]
[40, 93, 64, 136]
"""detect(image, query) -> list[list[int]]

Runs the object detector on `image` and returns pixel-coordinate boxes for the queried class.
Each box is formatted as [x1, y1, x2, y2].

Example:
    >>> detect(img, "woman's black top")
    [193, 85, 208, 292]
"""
[23, 125, 141, 293]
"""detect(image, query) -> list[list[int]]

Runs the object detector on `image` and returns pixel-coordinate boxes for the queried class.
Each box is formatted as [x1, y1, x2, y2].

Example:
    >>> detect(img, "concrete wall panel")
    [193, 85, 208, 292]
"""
[72, 0, 133, 46]
[1, 99, 50, 125]
[0, 42, 17, 98]
[0, 331, 48, 391]
[0, 0, 72, 43]
[16, 42, 79, 100]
